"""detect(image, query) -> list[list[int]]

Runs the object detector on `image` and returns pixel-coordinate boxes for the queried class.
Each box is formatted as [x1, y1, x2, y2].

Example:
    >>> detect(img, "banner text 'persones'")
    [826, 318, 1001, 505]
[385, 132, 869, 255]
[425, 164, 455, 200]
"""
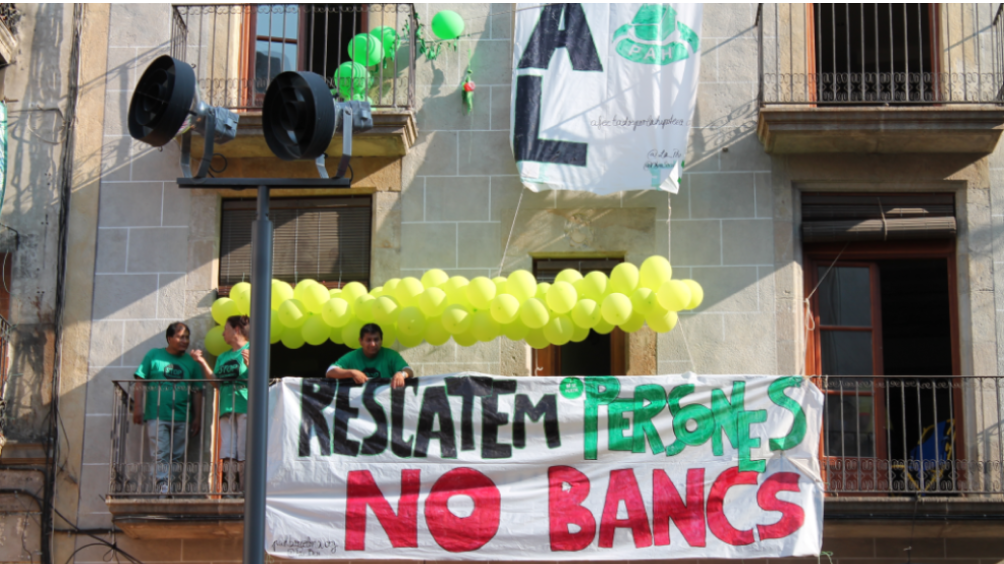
[265, 374, 823, 560]
[511, 4, 702, 194]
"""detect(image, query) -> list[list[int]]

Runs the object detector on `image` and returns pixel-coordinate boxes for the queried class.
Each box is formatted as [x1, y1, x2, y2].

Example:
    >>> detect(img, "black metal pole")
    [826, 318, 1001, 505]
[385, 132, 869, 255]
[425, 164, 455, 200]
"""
[244, 185, 272, 564]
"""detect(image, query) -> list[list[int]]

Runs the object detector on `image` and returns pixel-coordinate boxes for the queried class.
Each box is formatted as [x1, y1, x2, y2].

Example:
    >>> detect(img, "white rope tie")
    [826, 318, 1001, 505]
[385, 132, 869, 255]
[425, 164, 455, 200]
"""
[498, 186, 526, 277]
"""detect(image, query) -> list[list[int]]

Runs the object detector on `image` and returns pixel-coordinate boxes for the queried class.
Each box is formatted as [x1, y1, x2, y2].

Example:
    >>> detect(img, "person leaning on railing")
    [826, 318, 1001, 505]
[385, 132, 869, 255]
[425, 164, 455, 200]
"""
[191, 315, 250, 493]
[132, 322, 203, 495]
[325, 323, 413, 389]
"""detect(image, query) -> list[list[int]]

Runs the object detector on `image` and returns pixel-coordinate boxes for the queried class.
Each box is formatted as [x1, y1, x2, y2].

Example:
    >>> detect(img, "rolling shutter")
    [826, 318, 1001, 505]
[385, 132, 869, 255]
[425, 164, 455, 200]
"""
[801, 193, 956, 243]
[219, 196, 371, 289]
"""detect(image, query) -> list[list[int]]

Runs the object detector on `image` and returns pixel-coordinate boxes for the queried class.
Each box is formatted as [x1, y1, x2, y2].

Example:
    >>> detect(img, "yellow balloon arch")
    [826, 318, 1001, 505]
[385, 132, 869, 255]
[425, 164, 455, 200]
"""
[206, 256, 703, 353]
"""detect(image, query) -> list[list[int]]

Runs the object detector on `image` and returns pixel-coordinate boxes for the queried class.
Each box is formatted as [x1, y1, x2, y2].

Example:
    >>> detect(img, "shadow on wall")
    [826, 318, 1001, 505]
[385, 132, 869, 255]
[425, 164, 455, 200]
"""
[4, 4, 66, 442]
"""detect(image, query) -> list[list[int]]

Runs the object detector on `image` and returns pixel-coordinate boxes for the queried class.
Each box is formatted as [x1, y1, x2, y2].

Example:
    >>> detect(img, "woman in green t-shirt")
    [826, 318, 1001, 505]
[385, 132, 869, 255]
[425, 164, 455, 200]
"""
[192, 315, 250, 493]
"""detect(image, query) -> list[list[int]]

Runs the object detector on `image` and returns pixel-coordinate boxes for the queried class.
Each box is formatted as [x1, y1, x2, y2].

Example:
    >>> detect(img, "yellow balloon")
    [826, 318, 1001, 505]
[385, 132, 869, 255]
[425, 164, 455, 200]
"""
[466, 277, 497, 310]
[489, 294, 520, 324]
[535, 282, 551, 300]
[425, 316, 451, 346]
[601, 293, 632, 325]
[442, 276, 470, 305]
[398, 306, 427, 337]
[231, 281, 251, 301]
[373, 295, 400, 326]
[281, 325, 306, 349]
[520, 297, 550, 329]
[682, 279, 704, 310]
[321, 297, 352, 328]
[453, 331, 477, 347]
[526, 328, 550, 349]
[610, 263, 640, 295]
[231, 282, 252, 314]
[570, 322, 589, 343]
[620, 311, 646, 333]
[506, 270, 537, 303]
[211, 297, 241, 326]
[278, 298, 308, 328]
[269, 314, 285, 344]
[631, 287, 661, 316]
[342, 321, 364, 349]
[647, 309, 679, 333]
[571, 298, 602, 328]
[546, 281, 578, 314]
[383, 278, 401, 296]
[554, 269, 583, 285]
[421, 269, 450, 289]
[271, 280, 294, 310]
[370, 286, 385, 298]
[657, 280, 692, 312]
[340, 282, 369, 305]
[502, 320, 529, 341]
[398, 332, 423, 349]
[395, 277, 425, 308]
[471, 310, 500, 342]
[492, 276, 507, 295]
[640, 255, 672, 290]
[380, 323, 398, 347]
[593, 318, 615, 335]
[441, 304, 473, 335]
[302, 283, 331, 314]
[293, 279, 320, 302]
[543, 314, 574, 346]
[329, 323, 345, 344]
[205, 325, 229, 356]
[302, 315, 330, 346]
[419, 287, 449, 317]
[579, 271, 609, 301]
[354, 294, 377, 322]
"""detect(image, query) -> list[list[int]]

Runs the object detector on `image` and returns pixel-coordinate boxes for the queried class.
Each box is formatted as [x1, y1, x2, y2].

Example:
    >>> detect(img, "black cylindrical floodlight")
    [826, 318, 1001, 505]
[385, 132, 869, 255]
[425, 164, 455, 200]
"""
[128, 55, 238, 148]
[262, 70, 336, 161]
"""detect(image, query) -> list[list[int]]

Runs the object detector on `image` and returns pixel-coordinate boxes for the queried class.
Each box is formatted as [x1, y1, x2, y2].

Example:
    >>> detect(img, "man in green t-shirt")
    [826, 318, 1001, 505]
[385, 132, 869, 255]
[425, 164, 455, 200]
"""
[132, 322, 202, 494]
[326, 323, 414, 388]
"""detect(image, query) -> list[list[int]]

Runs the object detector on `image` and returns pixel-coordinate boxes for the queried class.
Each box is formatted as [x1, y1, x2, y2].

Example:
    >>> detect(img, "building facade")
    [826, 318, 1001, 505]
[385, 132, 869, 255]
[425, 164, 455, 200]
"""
[0, 2, 1002, 563]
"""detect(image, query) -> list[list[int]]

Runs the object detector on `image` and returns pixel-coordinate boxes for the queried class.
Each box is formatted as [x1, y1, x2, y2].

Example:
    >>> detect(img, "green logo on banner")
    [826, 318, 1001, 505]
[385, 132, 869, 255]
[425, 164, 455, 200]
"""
[613, 4, 699, 66]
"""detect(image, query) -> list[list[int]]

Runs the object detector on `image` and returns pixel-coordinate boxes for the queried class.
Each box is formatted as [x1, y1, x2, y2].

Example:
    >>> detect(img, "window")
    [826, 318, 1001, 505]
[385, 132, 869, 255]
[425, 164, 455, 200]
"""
[803, 193, 962, 493]
[811, 4, 935, 103]
[218, 196, 371, 292]
[532, 258, 626, 377]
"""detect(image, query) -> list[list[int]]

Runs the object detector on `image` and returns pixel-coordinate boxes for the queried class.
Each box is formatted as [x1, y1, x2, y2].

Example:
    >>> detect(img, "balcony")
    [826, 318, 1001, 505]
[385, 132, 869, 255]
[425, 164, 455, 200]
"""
[106, 376, 1004, 539]
[755, 4, 1004, 154]
[170, 4, 418, 162]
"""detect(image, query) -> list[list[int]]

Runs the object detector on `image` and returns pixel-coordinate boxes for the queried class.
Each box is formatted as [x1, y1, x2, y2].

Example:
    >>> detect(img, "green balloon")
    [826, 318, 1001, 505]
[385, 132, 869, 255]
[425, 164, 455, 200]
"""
[348, 33, 384, 67]
[370, 26, 398, 59]
[333, 61, 371, 94]
[431, 10, 464, 40]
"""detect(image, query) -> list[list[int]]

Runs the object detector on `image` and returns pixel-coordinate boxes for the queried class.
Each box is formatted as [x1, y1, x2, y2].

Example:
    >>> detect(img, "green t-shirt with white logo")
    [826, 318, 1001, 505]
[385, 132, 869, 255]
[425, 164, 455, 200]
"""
[214, 343, 249, 415]
[135, 348, 202, 423]
[331, 348, 410, 381]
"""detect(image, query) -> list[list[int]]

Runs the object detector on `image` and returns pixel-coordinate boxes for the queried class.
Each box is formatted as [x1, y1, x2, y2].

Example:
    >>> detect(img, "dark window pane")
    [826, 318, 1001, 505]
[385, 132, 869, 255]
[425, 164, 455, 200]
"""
[818, 266, 871, 326]
[821, 330, 873, 375]
[824, 393, 875, 457]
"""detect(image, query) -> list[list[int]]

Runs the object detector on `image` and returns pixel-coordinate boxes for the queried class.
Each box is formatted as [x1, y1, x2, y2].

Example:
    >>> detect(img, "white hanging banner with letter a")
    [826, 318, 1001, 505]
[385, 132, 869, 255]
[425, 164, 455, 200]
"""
[510, 3, 702, 194]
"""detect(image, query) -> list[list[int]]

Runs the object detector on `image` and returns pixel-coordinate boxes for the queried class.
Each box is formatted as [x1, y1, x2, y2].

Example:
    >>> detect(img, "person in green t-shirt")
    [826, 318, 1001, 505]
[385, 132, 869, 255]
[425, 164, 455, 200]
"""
[326, 323, 414, 388]
[192, 315, 250, 493]
[132, 322, 202, 494]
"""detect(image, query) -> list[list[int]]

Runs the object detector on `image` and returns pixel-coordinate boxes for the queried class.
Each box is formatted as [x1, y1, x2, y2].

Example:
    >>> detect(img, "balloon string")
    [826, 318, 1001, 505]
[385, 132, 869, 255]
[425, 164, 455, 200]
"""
[678, 315, 696, 373]
[800, 242, 849, 376]
[498, 186, 525, 277]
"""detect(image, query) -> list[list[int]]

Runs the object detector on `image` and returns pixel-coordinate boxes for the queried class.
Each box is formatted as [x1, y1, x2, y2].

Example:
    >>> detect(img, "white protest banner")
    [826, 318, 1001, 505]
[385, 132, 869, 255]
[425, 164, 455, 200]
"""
[511, 4, 702, 194]
[265, 373, 823, 560]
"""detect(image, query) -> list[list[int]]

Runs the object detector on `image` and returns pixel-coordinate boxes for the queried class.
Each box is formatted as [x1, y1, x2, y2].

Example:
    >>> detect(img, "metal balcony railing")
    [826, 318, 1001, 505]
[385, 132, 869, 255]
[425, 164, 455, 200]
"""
[171, 4, 416, 111]
[757, 3, 1004, 105]
[817, 376, 1004, 497]
[109, 380, 247, 498]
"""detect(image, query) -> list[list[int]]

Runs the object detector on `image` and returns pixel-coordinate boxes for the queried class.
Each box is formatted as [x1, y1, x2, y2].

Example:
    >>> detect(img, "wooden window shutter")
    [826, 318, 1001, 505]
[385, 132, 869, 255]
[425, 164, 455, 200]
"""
[801, 193, 956, 243]
[219, 196, 371, 289]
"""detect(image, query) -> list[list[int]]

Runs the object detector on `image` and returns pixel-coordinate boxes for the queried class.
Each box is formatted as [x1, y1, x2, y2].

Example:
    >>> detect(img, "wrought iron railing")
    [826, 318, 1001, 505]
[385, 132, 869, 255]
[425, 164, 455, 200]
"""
[171, 4, 416, 111]
[817, 376, 1004, 497]
[108, 380, 247, 498]
[757, 3, 1004, 105]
